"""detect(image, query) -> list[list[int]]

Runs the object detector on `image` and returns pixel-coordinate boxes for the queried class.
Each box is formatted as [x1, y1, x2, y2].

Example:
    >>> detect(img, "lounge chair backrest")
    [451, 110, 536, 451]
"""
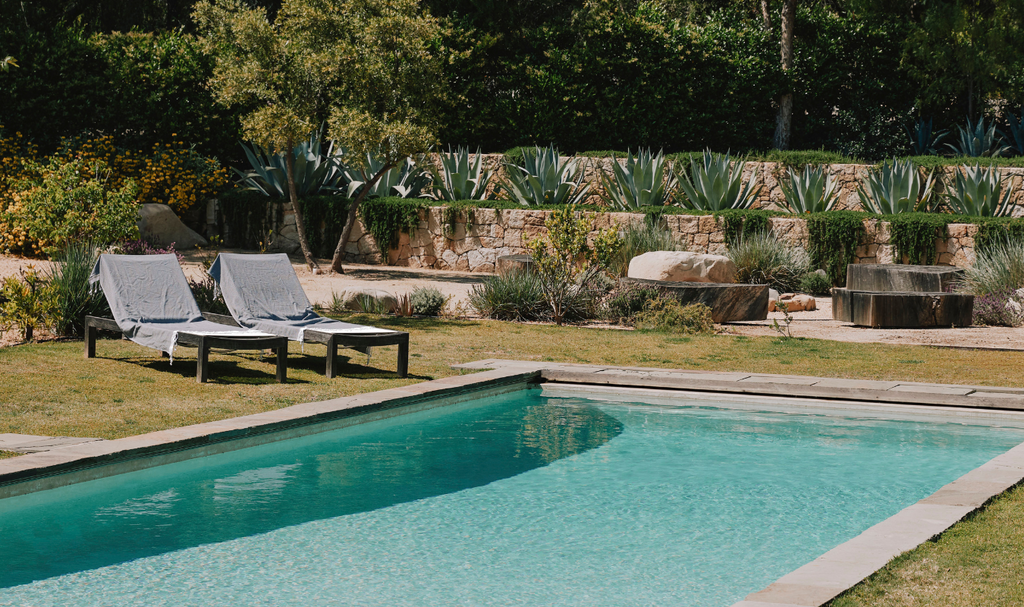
[90, 254, 203, 324]
[208, 253, 318, 323]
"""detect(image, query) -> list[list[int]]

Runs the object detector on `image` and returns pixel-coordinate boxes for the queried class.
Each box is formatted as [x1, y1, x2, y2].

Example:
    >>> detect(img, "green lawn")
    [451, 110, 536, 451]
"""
[2, 314, 1024, 603]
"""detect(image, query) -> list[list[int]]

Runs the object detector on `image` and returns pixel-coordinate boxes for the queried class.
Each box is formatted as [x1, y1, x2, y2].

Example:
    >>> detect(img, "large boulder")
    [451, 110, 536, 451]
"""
[627, 251, 736, 284]
[137, 203, 207, 250]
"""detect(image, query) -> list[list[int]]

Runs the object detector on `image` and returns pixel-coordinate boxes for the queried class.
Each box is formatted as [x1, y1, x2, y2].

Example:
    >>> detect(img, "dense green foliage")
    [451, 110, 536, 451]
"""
[889, 213, 951, 265]
[359, 197, 425, 256]
[806, 211, 866, 286]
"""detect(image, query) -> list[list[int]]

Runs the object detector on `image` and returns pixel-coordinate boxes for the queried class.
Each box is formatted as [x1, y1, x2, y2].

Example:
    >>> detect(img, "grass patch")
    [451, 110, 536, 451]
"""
[0, 451, 19, 459]
[2, 316, 1024, 439]
[831, 483, 1024, 607]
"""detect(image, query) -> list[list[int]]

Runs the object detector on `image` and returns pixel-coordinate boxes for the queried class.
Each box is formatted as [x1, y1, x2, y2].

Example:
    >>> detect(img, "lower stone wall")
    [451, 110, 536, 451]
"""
[313, 207, 978, 272]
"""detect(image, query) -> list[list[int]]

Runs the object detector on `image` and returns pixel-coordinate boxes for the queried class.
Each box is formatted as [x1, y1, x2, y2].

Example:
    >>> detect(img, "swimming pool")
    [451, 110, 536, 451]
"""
[2, 385, 1023, 606]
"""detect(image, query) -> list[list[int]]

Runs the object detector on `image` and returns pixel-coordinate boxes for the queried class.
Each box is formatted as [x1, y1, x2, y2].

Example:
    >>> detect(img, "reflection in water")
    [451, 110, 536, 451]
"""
[0, 392, 622, 588]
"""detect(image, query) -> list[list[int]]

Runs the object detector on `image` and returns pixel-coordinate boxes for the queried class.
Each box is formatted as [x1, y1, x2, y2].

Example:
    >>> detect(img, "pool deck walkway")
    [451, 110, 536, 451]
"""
[4, 361, 1024, 606]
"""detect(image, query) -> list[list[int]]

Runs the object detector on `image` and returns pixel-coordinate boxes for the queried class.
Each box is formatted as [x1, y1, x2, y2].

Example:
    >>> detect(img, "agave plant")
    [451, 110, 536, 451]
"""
[499, 145, 591, 206]
[944, 164, 1017, 217]
[857, 158, 936, 214]
[599, 149, 677, 210]
[233, 128, 346, 197]
[947, 115, 1010, 158]
[779, 165, 840, 214]
[1004, 110, 1024, 156]
[906, 117, 948, 156]
[429, 146, 493, 201]
[676, 149, 759, 211]
[343, 154, 431, 199]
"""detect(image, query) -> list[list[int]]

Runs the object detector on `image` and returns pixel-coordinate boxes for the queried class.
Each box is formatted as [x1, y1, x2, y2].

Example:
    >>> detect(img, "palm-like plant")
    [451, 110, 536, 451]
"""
[857, 159, 936, 214]
[233, 129, 345, 197]
[599, 149, 677, 210]
[499, 145, 591, 206]
[343, 155, 431, 199]
[429, 146, 493, 201]
[944, 164, 1016, 217]
[906, 118, 948, 155]
[676, 150, 759, 211]
[779, 165, 840, 214]
[948, 116, 1011, 158]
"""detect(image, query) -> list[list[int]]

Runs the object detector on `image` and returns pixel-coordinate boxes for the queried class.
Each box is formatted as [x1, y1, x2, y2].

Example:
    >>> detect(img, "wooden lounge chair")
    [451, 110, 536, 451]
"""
[87, 253, 288, 383]
[208, 253, 409, 378]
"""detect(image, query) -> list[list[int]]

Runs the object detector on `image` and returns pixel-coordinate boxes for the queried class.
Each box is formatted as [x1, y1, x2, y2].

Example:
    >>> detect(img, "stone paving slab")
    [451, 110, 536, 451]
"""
[0, 433, 103, 454]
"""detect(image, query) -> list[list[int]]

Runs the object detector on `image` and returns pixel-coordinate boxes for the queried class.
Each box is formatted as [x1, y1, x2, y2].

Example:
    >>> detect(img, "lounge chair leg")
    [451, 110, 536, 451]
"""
[397, 335, 409, 378]
[326, 336, 338, 379]
[276, 345, 287, 383]
[197, 337, 209, 383]
[84, 320, 96, 359]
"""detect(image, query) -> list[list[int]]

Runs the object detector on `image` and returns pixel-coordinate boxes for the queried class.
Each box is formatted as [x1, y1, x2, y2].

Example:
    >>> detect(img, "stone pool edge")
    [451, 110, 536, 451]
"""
[453, 359, 1024, 607]
[0, 367, 538, 500]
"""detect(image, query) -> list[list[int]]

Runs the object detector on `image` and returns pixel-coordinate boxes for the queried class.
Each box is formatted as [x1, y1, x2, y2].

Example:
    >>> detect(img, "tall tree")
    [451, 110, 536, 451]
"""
[194, 0, 337, 269]
[772, 0, 795, 150]
[195, 0, 443, 273]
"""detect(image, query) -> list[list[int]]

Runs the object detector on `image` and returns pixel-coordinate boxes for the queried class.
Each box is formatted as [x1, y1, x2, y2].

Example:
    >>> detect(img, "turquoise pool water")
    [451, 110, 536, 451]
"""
[2, 388, 1024, 606]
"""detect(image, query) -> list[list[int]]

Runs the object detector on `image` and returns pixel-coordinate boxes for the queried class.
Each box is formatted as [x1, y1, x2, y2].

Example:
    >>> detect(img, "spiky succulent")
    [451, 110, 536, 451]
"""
[944, 164, 1016, 217]
[676, 149, 759, 211]
[948, 116, 1010, 158]
[430, 146, 493, 201]
[599, 149, 677, 210]
[343, 154, 431, 199]
[499, 145, 591, 206]
[233, 128, 345, 197]
[779, 165, 840, 214]
[857, 158, 935, 214]
[906, 118, 948, 156]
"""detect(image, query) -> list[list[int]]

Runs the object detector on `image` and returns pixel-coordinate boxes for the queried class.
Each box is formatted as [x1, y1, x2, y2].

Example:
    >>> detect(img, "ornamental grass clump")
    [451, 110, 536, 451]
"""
[633, 298, 714, 334]
[677, 149, 759, 211]
[599, 149, 676, 210]
[727, 230, 810, 292]
[857, 159, 935, 214]
[944, 164, 1016, 217]
[957, 239, 1024, 296]
[47, 242, 109, 338]
[779, 165, 840, 214]
[468, 268, 547, 321]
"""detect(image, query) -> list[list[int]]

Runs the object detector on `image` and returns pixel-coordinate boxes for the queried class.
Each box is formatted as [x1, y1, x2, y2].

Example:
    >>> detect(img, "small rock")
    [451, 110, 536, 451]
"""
[770, 293, 816, 312]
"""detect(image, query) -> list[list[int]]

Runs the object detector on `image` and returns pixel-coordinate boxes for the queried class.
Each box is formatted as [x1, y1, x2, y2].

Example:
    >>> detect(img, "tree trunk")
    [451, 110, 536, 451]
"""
[761, 0, 771, 29]
[330, 163, 395, 274]
[284, 139, 319, 271]
[773, 0, 796, 150]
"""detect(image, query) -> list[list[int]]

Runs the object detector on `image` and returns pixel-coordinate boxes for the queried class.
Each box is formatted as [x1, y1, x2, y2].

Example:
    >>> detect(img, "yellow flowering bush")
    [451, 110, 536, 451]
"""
[57, 135, 228, 215]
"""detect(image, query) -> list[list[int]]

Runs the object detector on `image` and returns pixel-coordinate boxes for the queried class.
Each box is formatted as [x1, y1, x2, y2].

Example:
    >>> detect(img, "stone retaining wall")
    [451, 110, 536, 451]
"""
[325, 207, 980, 272]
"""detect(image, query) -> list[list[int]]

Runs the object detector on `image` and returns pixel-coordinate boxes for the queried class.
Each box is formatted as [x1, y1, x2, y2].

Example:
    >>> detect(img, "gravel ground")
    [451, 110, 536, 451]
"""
[3, 252, 1022, 351]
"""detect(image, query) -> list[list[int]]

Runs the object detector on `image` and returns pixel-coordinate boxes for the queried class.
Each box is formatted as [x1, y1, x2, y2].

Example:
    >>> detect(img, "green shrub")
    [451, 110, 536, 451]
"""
[410, 286, 446, 316]
[610, 219, 683, 277]
[806, 211, 866, 286]
[889, 213, 950, 265]
[47, 242, 109, 337]
[798, 271, 833, 296]
[727, 230, 810, 292]
[633, 299, 714, 334]
[360, 197, 425, 256]
[604, 280, 660, 321]
[4, 157, 140, 256]
[957, 240, 1024, 296]
[468, 269, 547, 321]
[0, 267, 54, 342]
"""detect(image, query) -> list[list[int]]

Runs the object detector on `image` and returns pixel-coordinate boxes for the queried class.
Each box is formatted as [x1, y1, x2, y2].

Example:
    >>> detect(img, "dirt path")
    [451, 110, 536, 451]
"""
[3, 252, 1022, 351]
